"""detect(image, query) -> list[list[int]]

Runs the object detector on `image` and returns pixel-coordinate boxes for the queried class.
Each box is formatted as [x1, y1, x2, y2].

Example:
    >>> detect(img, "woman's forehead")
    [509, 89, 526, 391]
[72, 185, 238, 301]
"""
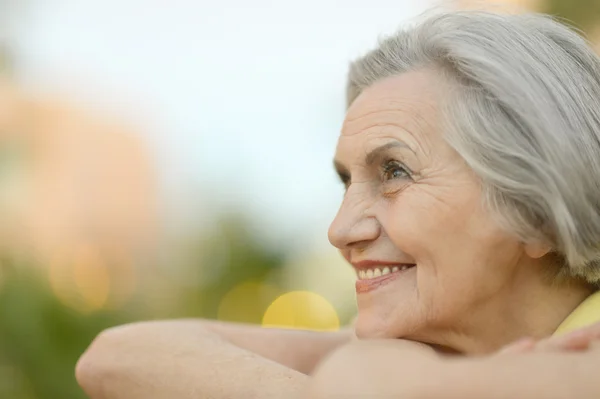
[346, 71, 438, 119]
[339, 71, 440, 157]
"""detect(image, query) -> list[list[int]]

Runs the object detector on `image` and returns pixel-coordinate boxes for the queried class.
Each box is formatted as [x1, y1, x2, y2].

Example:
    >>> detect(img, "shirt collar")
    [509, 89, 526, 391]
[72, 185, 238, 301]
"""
[554, 290, 600, 336]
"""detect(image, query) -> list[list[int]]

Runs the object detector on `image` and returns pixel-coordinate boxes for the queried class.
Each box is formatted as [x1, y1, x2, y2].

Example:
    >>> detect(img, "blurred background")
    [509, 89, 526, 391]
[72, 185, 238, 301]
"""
[0, 0, 598, 398]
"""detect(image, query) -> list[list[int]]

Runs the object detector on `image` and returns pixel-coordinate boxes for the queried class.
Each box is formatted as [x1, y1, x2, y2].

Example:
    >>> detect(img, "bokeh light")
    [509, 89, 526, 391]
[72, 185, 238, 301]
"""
[276, 251, 356, 325]
[0, 1, 597, 398]
[103, 252, 137, 310]
[48, 243, 133, 314]
[48, 249, 81, 313]
[262, 290, 340, 331]
[72, 244, 111, 312]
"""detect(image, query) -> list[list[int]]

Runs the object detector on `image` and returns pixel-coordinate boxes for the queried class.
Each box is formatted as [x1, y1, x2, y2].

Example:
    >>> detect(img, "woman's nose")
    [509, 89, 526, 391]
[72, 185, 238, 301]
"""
[328, 189, 380, 250]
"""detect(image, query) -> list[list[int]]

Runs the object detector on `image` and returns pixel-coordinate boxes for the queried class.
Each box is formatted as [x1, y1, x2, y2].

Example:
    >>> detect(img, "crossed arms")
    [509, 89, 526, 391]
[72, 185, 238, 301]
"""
[76, 319, 600, 399]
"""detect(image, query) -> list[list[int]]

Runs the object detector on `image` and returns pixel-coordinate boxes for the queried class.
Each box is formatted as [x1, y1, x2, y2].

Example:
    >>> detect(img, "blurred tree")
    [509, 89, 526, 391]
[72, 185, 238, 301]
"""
[459, 0, 600, 37]
[543, 0, 600, 32]
[0, 256, 138, 399]
[0, 1, 290, 392]
[165, 214, 287, 322]
[0, 79, 160, 311]
[0, 213, 291, 399]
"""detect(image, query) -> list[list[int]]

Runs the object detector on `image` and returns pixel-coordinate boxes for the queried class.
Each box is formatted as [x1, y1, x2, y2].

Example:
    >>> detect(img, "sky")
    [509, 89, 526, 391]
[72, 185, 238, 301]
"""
[4, 0, 433, 251]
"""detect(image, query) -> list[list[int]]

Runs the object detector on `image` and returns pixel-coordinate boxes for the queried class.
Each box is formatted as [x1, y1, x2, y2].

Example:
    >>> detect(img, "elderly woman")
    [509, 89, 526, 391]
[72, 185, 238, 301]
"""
[77, 10, 600, 399]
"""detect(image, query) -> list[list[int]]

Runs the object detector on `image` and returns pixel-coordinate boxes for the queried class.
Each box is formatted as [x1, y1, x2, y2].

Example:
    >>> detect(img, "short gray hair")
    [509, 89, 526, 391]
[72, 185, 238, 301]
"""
[347, 10, 600, 284]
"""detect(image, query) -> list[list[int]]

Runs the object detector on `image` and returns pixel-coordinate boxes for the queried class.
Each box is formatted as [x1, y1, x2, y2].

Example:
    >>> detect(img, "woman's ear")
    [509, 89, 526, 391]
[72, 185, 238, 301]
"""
[524, 241, 552, 259]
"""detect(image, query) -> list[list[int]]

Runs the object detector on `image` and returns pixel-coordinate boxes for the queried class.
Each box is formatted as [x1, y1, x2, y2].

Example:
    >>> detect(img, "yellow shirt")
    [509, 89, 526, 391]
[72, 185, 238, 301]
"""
[554, 290, 600, 336]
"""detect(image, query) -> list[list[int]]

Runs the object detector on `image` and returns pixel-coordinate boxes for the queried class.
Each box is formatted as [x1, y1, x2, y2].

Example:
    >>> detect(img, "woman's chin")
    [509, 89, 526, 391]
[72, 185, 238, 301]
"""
[354, 292, 419, 339]
[354, 313, 407, 339]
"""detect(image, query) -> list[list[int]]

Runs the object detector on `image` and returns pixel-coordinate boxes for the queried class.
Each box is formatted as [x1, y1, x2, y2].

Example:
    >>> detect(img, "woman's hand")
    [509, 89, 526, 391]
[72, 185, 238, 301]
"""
[307, 333, 600, 399]
[498, 321, 600, 355]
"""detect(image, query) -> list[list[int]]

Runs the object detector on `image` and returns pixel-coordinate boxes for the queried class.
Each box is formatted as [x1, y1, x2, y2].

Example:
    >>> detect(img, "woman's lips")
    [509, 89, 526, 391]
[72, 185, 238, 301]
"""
[354, 264, 416, 294]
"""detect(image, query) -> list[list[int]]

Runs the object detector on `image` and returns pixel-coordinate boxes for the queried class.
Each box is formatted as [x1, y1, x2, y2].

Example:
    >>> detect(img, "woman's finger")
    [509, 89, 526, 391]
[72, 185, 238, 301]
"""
[537, 324, 600, 352]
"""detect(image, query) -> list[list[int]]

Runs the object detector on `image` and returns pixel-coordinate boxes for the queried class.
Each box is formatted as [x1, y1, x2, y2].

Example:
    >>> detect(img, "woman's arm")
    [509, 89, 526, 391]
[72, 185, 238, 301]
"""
[76, 319, 351, 399]
[307, 339, 600, 398]
[197, 319, 352, 374]
[440, 346, 600, 399]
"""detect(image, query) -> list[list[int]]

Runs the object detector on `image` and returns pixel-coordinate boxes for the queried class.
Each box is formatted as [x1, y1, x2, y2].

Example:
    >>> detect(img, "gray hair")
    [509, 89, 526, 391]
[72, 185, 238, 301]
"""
[347, 10, 600, 284]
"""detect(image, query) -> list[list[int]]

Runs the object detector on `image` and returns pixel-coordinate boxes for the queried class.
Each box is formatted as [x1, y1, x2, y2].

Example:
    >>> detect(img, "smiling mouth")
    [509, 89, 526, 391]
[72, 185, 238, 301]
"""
[356, 264, 415, 280]
[354, 264, 416, 294]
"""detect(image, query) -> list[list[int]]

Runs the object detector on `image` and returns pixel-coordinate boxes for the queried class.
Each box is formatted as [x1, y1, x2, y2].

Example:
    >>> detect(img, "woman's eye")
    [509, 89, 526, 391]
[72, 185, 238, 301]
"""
[382, 161, 410, 181]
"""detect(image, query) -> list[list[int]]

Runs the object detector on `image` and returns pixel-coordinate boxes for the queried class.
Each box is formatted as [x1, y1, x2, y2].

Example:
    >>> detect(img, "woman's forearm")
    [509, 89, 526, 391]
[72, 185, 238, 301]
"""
[199, 320, 351, 374]
[76, 321, 309, 399]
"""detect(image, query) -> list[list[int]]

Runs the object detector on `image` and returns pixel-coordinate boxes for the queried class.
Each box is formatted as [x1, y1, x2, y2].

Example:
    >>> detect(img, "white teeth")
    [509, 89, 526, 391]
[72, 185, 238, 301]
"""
[357, 265, 415, 280]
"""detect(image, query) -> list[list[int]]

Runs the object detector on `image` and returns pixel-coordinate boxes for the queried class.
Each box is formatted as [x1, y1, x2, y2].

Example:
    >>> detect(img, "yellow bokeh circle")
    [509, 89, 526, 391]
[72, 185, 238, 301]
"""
[48, 243, 113, 313]
[262, 291, 340, 331]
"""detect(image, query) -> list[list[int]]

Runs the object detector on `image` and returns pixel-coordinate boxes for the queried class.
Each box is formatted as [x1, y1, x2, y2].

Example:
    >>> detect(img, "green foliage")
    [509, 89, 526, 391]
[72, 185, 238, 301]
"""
[0, 215, 292, 399]
[0, 258, 136, 399]
[171, 215, 287, 321]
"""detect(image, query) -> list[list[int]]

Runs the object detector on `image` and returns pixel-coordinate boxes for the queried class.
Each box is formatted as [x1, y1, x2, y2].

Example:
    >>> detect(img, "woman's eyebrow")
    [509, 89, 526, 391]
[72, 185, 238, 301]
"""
[333, 141, 415, 178]
[365, 141, 414, 166]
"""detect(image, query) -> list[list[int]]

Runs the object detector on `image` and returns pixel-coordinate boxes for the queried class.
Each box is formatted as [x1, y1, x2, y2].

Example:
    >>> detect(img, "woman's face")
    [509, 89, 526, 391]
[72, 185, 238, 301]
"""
[329, 70, 533, 346]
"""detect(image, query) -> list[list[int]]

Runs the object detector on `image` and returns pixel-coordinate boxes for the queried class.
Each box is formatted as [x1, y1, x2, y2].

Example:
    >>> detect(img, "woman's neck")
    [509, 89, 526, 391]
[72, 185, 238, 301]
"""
[424, 274, 595, 355]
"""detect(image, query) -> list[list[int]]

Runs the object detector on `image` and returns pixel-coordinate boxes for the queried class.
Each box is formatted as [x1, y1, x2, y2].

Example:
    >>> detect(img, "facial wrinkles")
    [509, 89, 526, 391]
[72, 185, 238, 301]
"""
[413, 168, 475, 210]
[337, 128, 424, 186]
[344, 97, 437, 160]
[383, 98, 437, 160]
[344, 119, 424, 164]
[364, 134, 422, 173]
